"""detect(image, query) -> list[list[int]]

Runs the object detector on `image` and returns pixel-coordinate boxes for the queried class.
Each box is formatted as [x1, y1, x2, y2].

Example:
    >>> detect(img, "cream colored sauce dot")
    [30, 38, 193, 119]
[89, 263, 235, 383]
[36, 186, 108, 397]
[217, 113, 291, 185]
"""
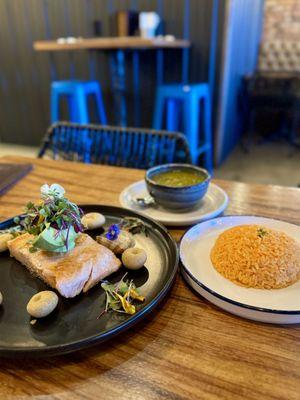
[122, 247, 147, 270]
[81, 213, 106, 230]
[27, 291, 58, 318]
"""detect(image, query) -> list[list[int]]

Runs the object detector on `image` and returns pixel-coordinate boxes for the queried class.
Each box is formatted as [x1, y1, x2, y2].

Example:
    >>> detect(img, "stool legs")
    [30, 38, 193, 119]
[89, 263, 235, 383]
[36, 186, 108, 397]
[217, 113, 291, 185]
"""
[166, 99, 180, 131]
[110, 49, 127, 126]
[68, 95, 77, 122]
[153, 84, 213, 171]
[203, 94, 213, 172]
[51, 81, 107, 125]
[184, 93, 199, 164]
[51, 92, 60, 123]
[94, 87, 107, 125]
[75, 87, 91, 163]
[153, 89, 165, 129]
[75, 87, 89, 124]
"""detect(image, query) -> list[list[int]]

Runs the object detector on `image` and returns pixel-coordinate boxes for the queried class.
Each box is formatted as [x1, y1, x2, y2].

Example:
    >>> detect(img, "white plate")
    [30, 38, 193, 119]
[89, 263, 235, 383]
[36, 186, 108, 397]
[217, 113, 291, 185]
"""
[119, 180, 228, 226]
[180, 216, 300, 324]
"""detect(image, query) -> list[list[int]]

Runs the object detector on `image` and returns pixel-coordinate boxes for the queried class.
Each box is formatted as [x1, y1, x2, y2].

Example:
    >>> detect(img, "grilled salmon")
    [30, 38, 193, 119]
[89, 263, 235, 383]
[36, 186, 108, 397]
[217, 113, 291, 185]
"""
[7, 233, 121, 298]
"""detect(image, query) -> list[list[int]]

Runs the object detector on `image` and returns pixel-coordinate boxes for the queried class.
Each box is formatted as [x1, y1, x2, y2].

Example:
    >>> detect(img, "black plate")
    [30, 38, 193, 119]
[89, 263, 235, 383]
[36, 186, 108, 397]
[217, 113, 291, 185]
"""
[0, 205, 178, 357]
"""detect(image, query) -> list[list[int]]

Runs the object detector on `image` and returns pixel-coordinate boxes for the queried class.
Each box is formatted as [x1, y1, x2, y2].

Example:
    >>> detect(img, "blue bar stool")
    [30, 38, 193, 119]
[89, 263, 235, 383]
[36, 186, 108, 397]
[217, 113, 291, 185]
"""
[50, 80, 107, 124]
[153, 84, 213, 171]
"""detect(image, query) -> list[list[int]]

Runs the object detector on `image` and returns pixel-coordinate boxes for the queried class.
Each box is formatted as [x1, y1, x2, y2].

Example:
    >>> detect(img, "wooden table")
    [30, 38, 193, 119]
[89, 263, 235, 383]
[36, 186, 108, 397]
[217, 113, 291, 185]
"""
[33, 37, 190, 52]
[34, 36, 190, 127]
[1, 155, 300, 400]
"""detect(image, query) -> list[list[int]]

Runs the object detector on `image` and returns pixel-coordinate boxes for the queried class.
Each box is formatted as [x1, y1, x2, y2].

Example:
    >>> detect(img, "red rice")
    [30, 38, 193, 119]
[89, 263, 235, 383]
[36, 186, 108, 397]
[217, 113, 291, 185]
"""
[210, 225, 300, 289]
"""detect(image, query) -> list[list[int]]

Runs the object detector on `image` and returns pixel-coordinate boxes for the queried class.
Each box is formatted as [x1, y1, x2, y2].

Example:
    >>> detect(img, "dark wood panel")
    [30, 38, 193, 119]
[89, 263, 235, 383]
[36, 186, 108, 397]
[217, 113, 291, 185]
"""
[0, 0, 28, 143]
[0, 0, 218, 146]
[11, 0, 44, 137]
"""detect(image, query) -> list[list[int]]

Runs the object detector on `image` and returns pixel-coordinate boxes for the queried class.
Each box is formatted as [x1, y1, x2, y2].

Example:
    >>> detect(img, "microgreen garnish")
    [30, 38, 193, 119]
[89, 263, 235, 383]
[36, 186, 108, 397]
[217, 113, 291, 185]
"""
[257, 227, 268, 238]
[98, 274, 145, 318]
[0, 225, 23, 237]
[17, 183, 84, 252]
[120, 217, 150, 236]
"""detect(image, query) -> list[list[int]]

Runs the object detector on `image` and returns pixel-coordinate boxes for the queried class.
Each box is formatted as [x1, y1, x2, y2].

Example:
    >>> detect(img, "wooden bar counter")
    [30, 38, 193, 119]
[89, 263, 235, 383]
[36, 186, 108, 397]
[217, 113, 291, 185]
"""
[33, 36, 190, 52]
[0, 156, 300, 400]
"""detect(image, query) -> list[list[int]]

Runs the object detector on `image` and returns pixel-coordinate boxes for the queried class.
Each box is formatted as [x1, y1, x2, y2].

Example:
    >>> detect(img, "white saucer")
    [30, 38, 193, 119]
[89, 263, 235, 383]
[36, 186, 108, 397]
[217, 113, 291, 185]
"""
[180, 216, 300, 324]
[119, 180, 228, 226]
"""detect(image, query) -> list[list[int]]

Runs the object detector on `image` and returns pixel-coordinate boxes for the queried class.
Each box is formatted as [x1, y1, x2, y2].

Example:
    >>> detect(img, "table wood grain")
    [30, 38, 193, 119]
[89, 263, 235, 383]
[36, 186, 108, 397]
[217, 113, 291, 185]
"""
[0, 155, 300, 400]
[33, 37, 190, 52]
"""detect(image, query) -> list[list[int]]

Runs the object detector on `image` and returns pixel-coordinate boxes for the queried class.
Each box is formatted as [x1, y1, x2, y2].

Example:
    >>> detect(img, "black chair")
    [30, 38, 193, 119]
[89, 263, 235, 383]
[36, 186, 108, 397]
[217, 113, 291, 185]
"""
[243, 73, 300, 149]
[243, 39, 300, 150]
[38, 122, 192, 169]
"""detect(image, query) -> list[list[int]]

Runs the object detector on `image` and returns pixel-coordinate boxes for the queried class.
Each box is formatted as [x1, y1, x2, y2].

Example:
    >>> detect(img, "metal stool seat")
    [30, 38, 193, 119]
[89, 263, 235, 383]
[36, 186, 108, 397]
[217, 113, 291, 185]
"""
[50, 80, 107, 124]
[153, 83, 213, 171]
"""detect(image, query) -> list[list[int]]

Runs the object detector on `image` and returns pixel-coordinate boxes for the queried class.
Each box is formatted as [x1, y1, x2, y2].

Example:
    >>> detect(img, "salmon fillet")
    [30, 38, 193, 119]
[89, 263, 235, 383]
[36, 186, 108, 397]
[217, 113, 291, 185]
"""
[7, 233, 121, 298]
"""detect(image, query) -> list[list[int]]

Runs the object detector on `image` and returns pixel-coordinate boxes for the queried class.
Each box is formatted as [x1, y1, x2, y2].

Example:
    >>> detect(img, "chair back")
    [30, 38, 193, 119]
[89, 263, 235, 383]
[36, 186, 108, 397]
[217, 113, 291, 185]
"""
[38, 122, 192, 169]
[258, 41, 300, 73]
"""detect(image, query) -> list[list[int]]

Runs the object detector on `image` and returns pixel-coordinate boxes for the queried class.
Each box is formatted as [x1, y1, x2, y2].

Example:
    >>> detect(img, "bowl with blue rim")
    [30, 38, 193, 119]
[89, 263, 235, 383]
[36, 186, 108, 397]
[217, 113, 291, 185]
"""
[145, 163, 211, 211]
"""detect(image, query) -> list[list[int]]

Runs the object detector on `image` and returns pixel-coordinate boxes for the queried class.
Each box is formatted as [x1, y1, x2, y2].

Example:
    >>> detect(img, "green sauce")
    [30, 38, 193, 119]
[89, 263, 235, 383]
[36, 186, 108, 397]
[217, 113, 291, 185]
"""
[151, 169, 205, 187]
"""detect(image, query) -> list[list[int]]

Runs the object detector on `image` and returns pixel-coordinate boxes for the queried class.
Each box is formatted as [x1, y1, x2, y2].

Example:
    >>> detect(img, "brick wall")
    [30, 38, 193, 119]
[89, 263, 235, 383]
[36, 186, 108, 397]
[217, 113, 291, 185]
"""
[263, 0, 300, 42]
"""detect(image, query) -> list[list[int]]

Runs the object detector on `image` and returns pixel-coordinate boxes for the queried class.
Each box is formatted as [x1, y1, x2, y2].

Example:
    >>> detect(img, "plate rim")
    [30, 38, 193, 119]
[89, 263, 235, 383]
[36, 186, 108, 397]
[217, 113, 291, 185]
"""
[0, 204, 179, 357]
[119, 180, 229, 226]
[179, 215, 300, 315]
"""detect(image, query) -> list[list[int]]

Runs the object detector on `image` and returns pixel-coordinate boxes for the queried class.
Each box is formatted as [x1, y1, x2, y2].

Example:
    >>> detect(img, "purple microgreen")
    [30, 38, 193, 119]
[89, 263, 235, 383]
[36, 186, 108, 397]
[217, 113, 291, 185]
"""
[65, 225, 70, 251]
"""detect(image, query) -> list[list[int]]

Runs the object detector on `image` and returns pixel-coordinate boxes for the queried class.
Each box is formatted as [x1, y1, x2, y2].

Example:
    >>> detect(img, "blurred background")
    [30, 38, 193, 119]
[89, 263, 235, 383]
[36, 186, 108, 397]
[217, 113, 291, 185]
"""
[0, 0, 299, 186]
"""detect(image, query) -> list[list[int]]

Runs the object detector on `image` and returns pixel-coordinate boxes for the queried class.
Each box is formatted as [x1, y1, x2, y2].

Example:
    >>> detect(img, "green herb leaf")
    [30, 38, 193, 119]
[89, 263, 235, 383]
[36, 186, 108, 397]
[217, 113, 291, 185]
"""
[101, 282, 116, 293]
[118, 217, 151, 237]
[98, 275, 145, 318]
[118, 281, 129, 295]
[26, 201, 35, 210]
[257, 227, 268, 238]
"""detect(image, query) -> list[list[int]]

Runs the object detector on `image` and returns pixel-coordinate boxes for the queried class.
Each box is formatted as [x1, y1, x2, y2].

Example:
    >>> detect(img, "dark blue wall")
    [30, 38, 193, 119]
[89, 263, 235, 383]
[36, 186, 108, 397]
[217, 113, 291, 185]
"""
[215, 0, 264, 164]
[0, 0, 220, 146]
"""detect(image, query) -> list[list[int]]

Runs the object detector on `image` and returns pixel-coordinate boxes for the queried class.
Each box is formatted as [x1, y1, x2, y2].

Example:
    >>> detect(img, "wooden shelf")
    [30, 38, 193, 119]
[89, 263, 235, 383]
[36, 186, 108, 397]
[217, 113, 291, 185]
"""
[33, 36, 191, 52]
